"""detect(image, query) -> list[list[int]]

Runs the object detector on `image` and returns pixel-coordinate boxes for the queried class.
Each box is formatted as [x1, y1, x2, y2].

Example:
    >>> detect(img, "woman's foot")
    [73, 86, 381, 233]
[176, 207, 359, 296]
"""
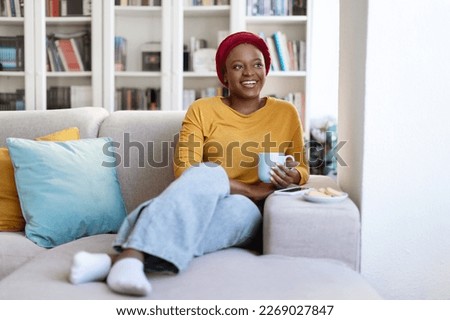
[69, 251, 112, 284]
[106, 258, 152, 296]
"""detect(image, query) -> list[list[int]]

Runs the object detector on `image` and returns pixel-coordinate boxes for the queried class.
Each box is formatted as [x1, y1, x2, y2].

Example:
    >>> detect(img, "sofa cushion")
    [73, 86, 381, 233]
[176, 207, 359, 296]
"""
[0, 128, 80, 232]
[34, 127, 80, 142]
[263, 175, 361, 271]
[0, 232, 45, 280]
[0, 107, 109, 147]
[98, 111, 186, 212]
[6, 137, 127, 248]
[0, 234, 381, 300]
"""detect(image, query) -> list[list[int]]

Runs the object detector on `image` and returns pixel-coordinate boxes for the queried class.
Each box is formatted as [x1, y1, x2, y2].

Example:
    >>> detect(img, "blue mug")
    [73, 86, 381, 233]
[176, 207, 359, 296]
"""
[258, 152, 295, 183]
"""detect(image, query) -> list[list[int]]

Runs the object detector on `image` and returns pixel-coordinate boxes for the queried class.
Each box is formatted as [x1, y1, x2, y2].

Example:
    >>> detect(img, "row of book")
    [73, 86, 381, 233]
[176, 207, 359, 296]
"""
[0, 35, 24, 71]
[0, 0, 23, 17]
[46, 0, 91, 17]
[47, 85, 92, 109]
[247, 0, 307, 16]
[46, 31, 91, 72]
[183, 86, 229, 110]
[264, 31, 306, 72]
[115, 34, 304, 74]
[115, 0, 161, 6]
[115, 87, 161, 111]
[283, 91, 305, 129]
[0, 89, 24, 111]
[184, 0, 229, 6]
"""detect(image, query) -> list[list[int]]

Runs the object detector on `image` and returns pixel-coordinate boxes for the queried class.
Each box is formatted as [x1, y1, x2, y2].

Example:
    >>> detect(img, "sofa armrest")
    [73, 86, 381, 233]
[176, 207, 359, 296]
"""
[262, 175, 361, 271]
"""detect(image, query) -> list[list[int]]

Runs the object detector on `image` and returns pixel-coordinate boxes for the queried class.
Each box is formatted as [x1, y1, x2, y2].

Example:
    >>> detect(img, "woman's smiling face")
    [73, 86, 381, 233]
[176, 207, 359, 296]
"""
[223, 43, 267, 100]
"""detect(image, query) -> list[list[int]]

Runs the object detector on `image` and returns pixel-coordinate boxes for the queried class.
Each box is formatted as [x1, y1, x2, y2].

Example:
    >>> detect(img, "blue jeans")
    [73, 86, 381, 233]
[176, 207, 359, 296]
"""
[113, 163, 262, 272]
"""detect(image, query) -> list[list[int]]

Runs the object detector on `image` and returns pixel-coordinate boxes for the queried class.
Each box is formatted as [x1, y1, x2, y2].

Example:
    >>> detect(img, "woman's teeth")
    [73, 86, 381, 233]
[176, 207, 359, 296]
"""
[242, 81, 256, 86]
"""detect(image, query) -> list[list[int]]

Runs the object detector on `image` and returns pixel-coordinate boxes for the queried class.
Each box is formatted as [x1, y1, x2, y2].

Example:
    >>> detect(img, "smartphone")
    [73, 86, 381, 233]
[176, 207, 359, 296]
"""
[274, 186, 310, 196]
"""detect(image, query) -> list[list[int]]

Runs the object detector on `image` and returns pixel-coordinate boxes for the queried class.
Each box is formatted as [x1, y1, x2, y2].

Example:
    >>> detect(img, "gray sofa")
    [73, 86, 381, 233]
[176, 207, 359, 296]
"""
[0, 107, 380, 299]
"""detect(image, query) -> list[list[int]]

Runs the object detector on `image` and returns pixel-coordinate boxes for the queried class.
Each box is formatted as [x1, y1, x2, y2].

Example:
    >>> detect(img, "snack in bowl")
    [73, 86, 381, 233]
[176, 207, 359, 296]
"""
[308, 190, 330, 197]
[303, 187, 348, 203]
[325, 187, 345, 197]
[309, 187, 344, 197]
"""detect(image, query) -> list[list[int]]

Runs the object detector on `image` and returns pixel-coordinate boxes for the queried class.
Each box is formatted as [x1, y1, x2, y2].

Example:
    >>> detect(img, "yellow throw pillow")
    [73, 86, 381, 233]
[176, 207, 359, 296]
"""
[35, 127, 80, 142]
[0, 127, 80, 232]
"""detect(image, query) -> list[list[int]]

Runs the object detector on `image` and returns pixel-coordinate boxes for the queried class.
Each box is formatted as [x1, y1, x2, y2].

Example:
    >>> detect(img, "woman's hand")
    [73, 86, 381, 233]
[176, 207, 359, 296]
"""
[229, 179, 275, 202]
[269, 161, 301, 189]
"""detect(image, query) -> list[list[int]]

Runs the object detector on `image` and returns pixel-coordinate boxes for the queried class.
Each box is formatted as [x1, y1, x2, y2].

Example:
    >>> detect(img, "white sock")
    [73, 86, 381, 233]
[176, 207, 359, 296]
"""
[69, 251, 112, 285]
[106, 258, 152, 296]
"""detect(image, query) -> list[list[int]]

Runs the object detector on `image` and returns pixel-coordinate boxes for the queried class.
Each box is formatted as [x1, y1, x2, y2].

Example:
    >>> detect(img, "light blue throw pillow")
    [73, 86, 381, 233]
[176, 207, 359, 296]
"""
[6, 137, 127, 248]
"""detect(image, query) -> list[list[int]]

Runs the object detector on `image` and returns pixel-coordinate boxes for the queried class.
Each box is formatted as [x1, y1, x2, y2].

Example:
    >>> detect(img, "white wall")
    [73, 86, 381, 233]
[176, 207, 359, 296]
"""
[308, 0, 340, 122]
[339, 0, 450, 299]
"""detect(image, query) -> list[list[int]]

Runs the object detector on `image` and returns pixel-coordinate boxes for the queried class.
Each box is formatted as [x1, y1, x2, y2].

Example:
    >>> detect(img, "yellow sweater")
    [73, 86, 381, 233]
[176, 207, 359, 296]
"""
[174, 96, 309, 185]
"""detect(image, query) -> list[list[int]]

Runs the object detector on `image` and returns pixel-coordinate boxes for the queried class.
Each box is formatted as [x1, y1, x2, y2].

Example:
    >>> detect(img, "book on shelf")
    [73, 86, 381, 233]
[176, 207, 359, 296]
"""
[46, 86, 92, 109]
[193, 0, 213, 5]
[47, 0, 59, 17]
[114, 36, 127, 71]
[299, 39, 306, 71]
[15, 88, 25, 110]
[60, 0, 66, 16]
[184, 0, 229, 6]
[45, 0, 91, 17]
[0, 0, 24, 17]
[287, 40, 296, 71]
[272, 31, 288, 71]
[263, 32, 306, 72]
[183, 86, 229, 110]
[0, 35, 24, 71]
[47, 86, 71, 109]
[67, 0, 90, 16]
[46, 37, 64, 71]
[183, 89, 196, 110]
[115, 87, 161, 111]
[70, 38, 85, 70]
[0, 89, 25, 111]
[75, 31, 91, 70]
[200, 86, 228, 98]
[146, 88, 160, 110]
[115, 0, 161, 6]
[47, 31, 90, 72]
[265, 36, 279, 71]
[292, 0, 307, 15]
[15, 0, 23, 17]
[55, 38, 83, 71]
[283, 91, 305, 129]
[0, 92, 18, 111]
[247, 0, 306, 16]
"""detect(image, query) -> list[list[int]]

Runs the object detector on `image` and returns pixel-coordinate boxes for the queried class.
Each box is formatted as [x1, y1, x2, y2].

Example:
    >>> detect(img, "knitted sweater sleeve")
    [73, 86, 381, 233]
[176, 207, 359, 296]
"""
[173, 103, 205, 179]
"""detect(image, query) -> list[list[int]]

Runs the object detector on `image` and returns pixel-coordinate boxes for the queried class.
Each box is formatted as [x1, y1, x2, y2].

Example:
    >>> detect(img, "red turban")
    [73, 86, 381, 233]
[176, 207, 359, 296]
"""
[215, 31, 271, 87]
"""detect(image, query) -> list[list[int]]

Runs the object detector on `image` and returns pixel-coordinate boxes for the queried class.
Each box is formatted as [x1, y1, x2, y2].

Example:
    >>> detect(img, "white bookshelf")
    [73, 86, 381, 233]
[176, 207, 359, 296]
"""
[2, 0, 321, 130]
[171, 0, 311, 133]
[0, 0, 34, 110]
[105, 0, 312, 126]
[173, 2, 232, 110]
[234, 0, 311, 134]
[103, 1, 172, 113]
[33, 0, 102, 110]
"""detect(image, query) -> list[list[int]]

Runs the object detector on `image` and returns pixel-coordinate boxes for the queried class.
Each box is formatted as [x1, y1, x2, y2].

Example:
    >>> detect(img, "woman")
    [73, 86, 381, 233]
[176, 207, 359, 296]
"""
[69, 31, 309, 296]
